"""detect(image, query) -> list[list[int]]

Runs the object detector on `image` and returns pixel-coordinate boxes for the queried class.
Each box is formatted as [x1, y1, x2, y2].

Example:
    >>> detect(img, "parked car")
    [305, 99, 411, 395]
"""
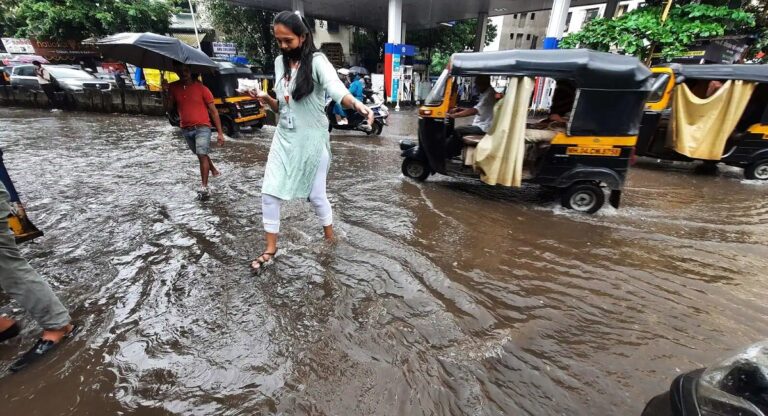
[10, 64, 111, 92]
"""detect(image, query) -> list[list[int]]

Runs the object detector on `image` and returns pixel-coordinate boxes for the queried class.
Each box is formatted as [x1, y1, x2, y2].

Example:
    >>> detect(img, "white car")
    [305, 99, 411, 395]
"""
[10, 64, 111, 92]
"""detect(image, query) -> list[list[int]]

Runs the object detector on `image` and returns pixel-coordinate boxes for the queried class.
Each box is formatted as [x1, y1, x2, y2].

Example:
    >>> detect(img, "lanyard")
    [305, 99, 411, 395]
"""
[283, 64, 300, 106]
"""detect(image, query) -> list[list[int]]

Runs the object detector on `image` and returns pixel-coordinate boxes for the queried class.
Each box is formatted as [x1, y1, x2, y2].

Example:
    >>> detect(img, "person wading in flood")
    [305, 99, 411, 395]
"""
[164, 64, 225, 200]
[248, 11, 373, 272]
[32, 61, 56, 107]
[0, 176, 77, 372]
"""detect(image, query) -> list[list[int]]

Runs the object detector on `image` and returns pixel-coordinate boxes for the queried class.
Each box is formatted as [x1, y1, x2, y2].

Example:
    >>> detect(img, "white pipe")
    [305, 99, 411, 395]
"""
[188, 0, 202, 49]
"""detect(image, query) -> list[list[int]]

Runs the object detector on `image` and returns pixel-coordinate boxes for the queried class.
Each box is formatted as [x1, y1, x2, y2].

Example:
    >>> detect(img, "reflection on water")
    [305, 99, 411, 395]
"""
[1, 107, 768, 415]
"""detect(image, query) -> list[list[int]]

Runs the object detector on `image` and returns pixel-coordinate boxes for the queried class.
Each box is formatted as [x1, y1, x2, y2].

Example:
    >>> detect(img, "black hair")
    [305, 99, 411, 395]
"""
[32, 60, 41, 66]
[273, 11, 318, 102]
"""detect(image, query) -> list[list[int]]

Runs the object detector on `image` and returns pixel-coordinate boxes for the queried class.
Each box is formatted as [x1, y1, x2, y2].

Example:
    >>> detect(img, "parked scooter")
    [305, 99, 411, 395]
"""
[642, 340, 768, 416]
[326, 100, 389, 135]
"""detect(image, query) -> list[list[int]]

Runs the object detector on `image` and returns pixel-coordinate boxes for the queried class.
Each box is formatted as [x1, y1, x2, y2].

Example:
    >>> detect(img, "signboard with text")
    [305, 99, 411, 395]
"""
[212, 42, 237, 58]
[1, 38, 35, 54]
[30, 39, 99, 61]
[384, 43, 415, 103]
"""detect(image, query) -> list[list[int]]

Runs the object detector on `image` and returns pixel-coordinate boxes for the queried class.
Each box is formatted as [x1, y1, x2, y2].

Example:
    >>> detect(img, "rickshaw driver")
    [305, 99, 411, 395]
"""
[448, 75, 497, 137]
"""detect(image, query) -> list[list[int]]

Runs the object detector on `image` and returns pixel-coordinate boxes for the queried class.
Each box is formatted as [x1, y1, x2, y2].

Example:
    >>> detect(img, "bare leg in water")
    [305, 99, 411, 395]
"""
[0, 316, 74, 343]
[197, 155, 220, 188]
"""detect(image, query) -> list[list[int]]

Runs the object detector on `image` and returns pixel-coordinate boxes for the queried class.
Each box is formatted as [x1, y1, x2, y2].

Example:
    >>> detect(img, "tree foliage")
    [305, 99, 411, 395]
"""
[353, 29, 386, 72]
[408, 18, 498, 73]
[0, 0, 176, 41]
[745, 0, 768, 62]
[560, 3, 756, 61]
[204, 0, 279, 70]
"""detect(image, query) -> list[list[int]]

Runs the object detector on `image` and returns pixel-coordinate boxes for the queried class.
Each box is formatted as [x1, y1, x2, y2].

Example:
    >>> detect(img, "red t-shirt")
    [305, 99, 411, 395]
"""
[169, 81, 215, 128]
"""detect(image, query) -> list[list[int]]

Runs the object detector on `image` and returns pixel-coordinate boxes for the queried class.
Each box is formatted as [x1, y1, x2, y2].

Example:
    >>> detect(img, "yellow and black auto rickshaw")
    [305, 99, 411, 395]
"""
[168, 59, 267, 137]
[637, 64, 768, 179]
[399, 49, 655, 213]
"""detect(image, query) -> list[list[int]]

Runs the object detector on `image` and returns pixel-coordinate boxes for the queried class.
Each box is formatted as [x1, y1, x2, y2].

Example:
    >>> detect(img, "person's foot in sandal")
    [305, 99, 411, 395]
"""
[9, 322, 80, 373]
[250, 249, 278, 273]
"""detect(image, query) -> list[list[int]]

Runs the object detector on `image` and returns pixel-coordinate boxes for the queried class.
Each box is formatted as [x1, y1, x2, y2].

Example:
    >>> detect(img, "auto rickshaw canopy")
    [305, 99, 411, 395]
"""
[449, 49, 653, 90]
[663, 63, 768, 84]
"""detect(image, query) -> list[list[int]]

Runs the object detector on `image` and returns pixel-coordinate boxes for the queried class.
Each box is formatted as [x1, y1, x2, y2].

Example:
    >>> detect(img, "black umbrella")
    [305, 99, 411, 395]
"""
[96, 32, 217, 73]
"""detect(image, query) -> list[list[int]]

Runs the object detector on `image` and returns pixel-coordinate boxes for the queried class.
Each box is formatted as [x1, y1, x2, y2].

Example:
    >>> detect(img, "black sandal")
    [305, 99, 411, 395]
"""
[9, 323, 80, 373]
[250, 249, 278, 273]
[0, 322, 21, 343]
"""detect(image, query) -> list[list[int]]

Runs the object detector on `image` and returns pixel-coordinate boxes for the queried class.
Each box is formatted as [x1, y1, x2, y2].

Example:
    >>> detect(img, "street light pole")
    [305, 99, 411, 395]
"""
[188, 0, 202, 49]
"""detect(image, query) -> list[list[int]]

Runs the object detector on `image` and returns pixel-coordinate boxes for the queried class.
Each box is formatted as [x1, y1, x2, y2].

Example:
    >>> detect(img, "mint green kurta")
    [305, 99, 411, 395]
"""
[262, 53, 349, 200]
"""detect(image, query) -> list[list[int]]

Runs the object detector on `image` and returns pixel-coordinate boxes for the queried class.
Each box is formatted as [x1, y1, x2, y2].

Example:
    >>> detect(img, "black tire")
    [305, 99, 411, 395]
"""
[222, 117, 239, 138]
[561, 182, 605, 214]
[373, 120, 384, 135]
[744, 159, 768, 180]
[402, 158, 430, 181]
[167, 110, 180, 127]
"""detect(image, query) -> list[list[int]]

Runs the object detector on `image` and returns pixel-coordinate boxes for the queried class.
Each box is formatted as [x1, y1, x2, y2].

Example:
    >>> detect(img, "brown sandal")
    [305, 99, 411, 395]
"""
[250, 249, 277, 273]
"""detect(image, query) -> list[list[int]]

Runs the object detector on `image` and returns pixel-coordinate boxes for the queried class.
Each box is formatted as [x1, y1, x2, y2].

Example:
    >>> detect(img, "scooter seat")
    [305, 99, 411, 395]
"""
[462, 135, 484, 146]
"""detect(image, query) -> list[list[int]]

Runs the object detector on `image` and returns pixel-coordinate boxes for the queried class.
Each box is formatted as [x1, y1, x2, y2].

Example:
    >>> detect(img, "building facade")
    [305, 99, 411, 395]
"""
[496, 0, 645, 51]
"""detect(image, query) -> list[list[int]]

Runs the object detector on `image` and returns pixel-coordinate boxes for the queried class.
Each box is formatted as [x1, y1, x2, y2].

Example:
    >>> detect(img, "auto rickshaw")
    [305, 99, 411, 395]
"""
[167, 59, 267, 137]
[0, 149, 42, 244]
[637, 64, 768, 179]
[399, 49, 654, 213]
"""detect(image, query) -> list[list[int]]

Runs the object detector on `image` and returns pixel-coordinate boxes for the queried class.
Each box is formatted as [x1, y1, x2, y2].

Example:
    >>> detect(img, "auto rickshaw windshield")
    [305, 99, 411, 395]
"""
[425, 70, 450, 106]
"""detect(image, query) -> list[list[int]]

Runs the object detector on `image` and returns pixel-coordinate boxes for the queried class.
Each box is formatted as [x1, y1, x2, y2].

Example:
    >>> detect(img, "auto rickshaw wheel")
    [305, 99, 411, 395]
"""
[402, 158, 429, 181]
[744, 159, 768, 180]
[561, 182, 605, 214]
[222, 116, 239, 138]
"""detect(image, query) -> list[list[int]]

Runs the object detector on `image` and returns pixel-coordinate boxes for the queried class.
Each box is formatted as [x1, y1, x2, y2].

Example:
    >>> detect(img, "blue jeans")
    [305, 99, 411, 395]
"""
[182, 127, 211, 155]
[0, 149, 19, 203]
[333, 102, 347, 118]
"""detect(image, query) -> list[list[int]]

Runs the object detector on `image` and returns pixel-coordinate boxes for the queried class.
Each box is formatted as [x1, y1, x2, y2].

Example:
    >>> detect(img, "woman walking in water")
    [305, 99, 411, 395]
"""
[249, 11, 373, 272]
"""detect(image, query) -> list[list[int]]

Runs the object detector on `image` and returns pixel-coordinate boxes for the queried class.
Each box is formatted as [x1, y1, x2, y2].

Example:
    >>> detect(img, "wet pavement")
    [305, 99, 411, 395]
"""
[1, 106, 768, 415]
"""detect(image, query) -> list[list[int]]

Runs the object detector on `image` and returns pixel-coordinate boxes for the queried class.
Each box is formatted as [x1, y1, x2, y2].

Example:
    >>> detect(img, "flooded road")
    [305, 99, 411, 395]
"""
[1, 106, 768, 415]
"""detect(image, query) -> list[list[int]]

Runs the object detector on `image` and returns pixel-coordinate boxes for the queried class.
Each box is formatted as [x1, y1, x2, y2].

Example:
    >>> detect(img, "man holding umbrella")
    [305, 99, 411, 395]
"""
[164, 63, 225, 199]
[96, 33, 225, 199]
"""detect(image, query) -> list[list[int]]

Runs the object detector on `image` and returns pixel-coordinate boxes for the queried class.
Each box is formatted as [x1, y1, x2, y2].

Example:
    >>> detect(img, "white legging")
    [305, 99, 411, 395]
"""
[262, 150, 332, 233]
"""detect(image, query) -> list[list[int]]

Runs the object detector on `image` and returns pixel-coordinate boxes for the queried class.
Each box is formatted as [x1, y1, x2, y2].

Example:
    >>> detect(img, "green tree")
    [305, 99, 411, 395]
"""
[352, 29, 386, 72]
[204, 0, 278, 71]
[745, 0, 768, 62]
[560, 3, 756, 61]
[0, 0, 176, 41]
[408, 18, 498, 74]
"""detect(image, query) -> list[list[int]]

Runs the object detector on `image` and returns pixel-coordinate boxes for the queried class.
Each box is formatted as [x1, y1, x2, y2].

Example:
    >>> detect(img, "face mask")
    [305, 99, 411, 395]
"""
[282, 47, 302, 60]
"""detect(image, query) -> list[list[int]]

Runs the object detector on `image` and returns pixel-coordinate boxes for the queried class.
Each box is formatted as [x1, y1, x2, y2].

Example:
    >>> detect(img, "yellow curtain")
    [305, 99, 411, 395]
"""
[143, 69, 180, 92]
[473, 76, 535, 187]
[672, 80, 757, 160]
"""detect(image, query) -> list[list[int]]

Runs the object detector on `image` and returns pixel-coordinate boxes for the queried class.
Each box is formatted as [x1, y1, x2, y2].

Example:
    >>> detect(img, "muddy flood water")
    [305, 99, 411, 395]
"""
[1, 106, 768, 415]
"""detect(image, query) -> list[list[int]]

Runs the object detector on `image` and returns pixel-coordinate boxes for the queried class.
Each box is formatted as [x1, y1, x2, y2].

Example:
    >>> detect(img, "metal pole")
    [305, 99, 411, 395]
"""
[188, 0, 202, 49]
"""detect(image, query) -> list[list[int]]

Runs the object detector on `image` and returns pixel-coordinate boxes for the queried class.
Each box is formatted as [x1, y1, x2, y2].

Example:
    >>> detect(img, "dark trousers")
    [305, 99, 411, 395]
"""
[454, 125, 486, 137]
[40, 84, 57, 106]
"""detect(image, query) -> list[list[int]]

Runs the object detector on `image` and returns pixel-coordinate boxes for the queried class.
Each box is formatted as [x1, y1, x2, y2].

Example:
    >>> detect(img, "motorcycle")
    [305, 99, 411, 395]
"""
[642, 340, 768, 416]
[326, 100, 389, 136]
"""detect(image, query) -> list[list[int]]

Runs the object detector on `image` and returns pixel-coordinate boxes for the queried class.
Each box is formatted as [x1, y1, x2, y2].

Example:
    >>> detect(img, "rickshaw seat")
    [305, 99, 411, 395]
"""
[462, 135, 484, 146]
